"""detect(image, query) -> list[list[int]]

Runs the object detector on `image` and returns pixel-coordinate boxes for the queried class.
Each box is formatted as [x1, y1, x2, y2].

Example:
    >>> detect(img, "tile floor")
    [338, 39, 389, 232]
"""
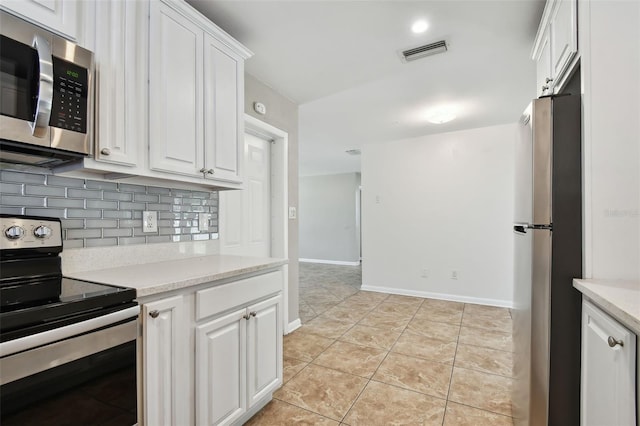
[246, 263, 514, 425]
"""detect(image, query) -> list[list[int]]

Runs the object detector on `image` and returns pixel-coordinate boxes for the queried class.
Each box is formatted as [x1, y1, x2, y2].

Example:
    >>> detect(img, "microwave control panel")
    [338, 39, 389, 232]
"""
[49, 57, 88, 134]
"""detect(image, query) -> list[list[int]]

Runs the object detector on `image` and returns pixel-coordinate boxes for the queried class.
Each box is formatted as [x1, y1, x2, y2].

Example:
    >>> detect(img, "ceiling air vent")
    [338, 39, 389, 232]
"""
[345, 149, 361, 156]
[401, 40, 447, 62]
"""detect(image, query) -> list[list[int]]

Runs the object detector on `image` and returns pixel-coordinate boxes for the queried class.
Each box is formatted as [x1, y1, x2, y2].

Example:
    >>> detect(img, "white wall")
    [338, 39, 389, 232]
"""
[362, 123, 516, 307]
[580, 0, 640, 280]
[299, 173, 361, 264]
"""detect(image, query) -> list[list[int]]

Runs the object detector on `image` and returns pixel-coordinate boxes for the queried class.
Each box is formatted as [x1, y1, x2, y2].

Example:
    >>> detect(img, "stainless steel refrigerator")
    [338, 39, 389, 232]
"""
[512, 94, 582, 426]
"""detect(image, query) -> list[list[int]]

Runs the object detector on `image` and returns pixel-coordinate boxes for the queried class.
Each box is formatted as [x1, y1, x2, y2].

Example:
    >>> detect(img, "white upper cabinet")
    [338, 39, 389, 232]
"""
[532, 0, 578, 96]
[91, 0, 147, 168]
[149, 0, 204, 177]
[534, 26, 552, 97]
[549, 0, 578, 81]
[149, 0, 251, 187]
[0, 0, 78, 40]
[204, 34, 244, 183]
[581, 299, 636, 426]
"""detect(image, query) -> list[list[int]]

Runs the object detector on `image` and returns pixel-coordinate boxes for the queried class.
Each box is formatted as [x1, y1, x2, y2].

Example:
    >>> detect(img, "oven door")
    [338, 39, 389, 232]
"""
[0, 305, 140, 425]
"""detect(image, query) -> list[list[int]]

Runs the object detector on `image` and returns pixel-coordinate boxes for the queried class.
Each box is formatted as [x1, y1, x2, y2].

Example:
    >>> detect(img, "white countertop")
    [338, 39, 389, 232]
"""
[66, 254, 287, 297]
[573, 279, 640, 334]
[61, 241, 286, 297]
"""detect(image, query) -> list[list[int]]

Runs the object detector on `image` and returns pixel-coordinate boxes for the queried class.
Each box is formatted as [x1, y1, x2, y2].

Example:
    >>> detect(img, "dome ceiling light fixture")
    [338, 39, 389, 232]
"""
[411, 20, 428, 34]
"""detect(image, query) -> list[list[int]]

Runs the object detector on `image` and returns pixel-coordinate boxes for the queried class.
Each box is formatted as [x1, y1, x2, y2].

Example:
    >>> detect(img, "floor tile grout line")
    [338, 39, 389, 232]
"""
[443, 304, 464, 425]
[445, 400, 516, 421]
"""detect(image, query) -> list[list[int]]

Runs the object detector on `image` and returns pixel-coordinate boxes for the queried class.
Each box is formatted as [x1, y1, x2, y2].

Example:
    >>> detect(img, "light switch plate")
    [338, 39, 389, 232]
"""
[142, 211, 158, 233]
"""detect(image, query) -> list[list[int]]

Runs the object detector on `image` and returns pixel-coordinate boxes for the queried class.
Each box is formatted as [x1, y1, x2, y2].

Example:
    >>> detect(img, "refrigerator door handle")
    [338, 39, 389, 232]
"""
[514, 223, 553, 234]
[530, 223, 553, 231]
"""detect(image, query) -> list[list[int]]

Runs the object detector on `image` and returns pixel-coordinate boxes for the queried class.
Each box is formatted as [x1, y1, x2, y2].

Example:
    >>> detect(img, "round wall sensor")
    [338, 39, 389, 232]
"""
[253, 102, 267, 115]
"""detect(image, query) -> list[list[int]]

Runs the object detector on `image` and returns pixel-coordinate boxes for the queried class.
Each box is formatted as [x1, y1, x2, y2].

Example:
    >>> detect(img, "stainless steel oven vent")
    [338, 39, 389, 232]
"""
[401, 40, 447, 62]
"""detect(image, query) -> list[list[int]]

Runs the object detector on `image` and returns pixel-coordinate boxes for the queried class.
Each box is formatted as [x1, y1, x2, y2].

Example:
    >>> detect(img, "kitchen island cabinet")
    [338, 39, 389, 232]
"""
[574, 279, 639, 426]
[140, 268, 283, 426]
[141, 295, 189, 426]
[64, 251, 286, 426]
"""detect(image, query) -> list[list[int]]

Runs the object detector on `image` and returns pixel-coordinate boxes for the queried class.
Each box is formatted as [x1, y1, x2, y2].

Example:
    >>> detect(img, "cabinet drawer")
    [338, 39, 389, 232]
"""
[196, 270, 283, 320]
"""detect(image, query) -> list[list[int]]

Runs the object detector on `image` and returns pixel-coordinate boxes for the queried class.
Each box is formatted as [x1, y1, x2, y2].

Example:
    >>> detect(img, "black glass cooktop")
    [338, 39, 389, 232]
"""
[0, 278, 136, 343]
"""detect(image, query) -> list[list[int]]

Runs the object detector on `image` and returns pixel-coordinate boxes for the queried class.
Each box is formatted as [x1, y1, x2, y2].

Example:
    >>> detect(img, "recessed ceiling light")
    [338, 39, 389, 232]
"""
[426, 110, 456, 124]
[411, 20, 428, 34]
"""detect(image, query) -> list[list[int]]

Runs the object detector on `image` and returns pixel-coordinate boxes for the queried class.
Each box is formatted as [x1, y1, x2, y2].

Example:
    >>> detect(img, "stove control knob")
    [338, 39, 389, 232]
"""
[34, 225, 52, 239]
[5, 226, 24, 240]
[33, 225, 52, 239]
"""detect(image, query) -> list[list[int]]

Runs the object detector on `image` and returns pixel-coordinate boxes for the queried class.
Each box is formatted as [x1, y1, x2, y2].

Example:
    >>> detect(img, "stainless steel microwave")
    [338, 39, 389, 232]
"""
[0, 10, 94, 167]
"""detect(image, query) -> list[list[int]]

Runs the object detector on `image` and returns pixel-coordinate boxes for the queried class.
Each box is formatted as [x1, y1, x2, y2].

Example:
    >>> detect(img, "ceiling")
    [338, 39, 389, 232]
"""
[187, 0, 545, 176]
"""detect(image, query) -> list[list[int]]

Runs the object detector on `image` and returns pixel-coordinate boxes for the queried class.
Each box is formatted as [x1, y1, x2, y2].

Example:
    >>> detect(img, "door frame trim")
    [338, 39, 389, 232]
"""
[244, 114, 291, 333]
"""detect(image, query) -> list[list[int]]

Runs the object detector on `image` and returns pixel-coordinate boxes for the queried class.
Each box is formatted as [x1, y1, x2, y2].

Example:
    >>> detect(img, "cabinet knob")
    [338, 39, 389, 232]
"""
[542, 85, 549, 92]
[149, 310, 160, 319]
[199, 167, 208, 173]
[250, 311, 257, 317]
[101, 148, 111, 156]
[207, 169, 215, 175]
[607, 336, 624, 348]
[545, 77, 553, 84]
[243, 314, 251, 320]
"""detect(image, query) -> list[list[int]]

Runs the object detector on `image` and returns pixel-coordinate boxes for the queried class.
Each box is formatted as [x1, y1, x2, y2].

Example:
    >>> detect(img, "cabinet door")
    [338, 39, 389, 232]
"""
[534, 25, 552, 97]
[1, 0, 77, 40]
[549, 0, 577, 84]
[142, 295, 190, 426]
[581, 300, 636, 426]
[204, 33, 243, 183]
[149, 0, 203, 177]
[93, 0, 146, 167]
[246, 295, 283, 407]
[196, 309, 247, 426]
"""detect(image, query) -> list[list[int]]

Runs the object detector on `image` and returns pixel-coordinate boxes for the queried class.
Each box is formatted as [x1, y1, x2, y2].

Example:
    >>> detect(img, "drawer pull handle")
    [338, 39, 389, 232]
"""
[607, 336, 623, 348]
[250, 311, 257, 317]
[149, 310, 160, 319]
[101, 148, 111, 156]
[243, 314, 250, 320]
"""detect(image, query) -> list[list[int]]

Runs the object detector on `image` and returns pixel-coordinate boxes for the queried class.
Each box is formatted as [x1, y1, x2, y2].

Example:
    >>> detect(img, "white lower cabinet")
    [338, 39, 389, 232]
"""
[196, 295, 282, 426]
[140, 270, 283, 426]
[581, 299, 636, 426]
[141, 295, 190, 426]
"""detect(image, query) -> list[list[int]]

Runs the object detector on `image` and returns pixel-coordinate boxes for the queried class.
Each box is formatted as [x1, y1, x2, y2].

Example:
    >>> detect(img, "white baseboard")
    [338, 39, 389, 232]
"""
[299, 258, 360, 266]
[285, 318, 301, 334]
[360, 284, 513, 308]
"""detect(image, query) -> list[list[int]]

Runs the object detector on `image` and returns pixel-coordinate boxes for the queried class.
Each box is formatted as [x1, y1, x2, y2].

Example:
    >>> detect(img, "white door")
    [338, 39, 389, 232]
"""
[220, 132, 271, 257]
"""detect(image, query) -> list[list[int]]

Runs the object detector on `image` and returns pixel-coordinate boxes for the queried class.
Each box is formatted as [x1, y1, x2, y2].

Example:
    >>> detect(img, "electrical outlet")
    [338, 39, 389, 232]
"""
[420, 268, 429, 278]
[198, 213, 210, 231]
[288, 206, 297, 219]
[142, 211, 158, 233]
[451, 270, 458, 280]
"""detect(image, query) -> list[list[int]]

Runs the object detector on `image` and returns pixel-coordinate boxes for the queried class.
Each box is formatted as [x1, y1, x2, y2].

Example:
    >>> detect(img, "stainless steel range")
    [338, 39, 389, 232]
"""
[0, 214, 139, 425]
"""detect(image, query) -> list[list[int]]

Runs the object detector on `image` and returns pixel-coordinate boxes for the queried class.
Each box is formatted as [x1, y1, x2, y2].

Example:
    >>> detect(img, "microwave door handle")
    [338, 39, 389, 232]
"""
[30, 35, 54, 138]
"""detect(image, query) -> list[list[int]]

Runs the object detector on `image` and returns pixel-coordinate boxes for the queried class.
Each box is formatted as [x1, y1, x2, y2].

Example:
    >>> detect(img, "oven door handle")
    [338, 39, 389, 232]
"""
[30, 35, 54, 138]
[0, 305, 140, 357]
